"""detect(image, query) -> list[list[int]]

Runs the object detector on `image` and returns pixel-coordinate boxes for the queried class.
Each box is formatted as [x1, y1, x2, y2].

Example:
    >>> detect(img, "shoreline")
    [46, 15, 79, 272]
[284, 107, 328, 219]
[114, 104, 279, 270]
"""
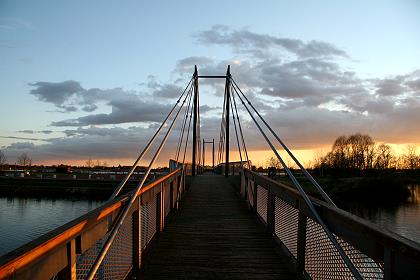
[0, 177, 140, 199]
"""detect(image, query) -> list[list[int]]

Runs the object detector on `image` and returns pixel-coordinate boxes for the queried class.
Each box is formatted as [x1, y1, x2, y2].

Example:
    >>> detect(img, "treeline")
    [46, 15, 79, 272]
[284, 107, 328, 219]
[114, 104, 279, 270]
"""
[314, 133, 420, 175]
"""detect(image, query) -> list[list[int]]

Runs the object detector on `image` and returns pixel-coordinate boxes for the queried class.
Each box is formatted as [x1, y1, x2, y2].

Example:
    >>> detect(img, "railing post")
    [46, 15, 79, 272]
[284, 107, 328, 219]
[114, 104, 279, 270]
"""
[297, 209, 307, 278]
[57, 239, 76, 280]
[266, 187, 275, 235]
[132, 198, 141, 274]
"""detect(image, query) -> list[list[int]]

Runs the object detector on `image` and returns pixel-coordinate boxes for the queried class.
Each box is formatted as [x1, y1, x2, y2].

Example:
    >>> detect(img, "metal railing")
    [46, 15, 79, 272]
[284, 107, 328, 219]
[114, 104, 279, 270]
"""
[241, 167, 420, 280]
[0, 168, 186, 280]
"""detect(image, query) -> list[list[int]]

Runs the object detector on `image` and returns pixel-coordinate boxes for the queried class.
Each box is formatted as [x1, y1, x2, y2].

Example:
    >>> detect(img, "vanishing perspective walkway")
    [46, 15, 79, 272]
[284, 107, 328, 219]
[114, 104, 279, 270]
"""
[138, 173, 295, 279]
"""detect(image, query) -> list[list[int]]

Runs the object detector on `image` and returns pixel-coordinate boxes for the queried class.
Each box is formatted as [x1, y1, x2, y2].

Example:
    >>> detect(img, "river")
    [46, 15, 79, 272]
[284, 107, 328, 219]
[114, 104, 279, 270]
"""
[0, 185, 419, 257]
[337, 184, 420, 243]
[0, 197, 103, 256]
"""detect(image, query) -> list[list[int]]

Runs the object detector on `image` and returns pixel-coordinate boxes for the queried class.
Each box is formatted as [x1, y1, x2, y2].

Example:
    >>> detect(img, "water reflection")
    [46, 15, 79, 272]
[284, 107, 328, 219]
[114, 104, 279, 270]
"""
[0, 197, 103, 256]
[338, 184, 420, 243]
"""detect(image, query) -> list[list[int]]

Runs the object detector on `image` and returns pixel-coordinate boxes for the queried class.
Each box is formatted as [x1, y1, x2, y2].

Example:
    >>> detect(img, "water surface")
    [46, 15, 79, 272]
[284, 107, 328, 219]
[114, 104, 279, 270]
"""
[338, 184, 420, 244]
[0, 197, 103, 256]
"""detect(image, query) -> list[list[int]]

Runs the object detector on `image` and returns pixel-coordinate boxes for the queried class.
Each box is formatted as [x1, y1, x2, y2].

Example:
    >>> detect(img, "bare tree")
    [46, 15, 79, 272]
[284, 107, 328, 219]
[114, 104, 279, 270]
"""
[0, 150, 6, 165]
[402, 145, 420, 170]
[17, 153, 32, 167]
[266, 156, 281, 169]
[0, 150, 6, 171]
[374, 144, 395, 169]
[85, 158, 94, 168]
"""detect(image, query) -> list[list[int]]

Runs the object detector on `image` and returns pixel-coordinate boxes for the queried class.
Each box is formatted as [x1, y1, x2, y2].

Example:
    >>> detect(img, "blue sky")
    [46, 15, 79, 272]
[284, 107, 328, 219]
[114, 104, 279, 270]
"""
[1, 0, 419, 165]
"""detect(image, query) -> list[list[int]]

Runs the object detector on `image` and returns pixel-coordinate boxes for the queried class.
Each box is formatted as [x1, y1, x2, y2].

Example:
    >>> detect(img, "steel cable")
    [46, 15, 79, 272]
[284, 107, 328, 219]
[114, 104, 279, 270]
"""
[230, 78, 335, 206]
[109, 77, 193, 200]
[86, 85, 192, 280]
[231, 84, 363, 280]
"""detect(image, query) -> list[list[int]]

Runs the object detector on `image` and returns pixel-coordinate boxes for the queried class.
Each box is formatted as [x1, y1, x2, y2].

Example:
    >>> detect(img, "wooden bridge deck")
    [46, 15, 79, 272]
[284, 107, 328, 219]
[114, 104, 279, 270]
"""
[137, 173, 295, 279]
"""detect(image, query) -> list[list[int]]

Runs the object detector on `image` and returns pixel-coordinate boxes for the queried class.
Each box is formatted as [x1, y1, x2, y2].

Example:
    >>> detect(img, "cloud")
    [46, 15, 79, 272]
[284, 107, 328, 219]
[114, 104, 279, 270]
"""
[6, 142, 36, 150]
[8, 26, 420, 165]
[29, 80, 83, 108]
[145, 76, 184, 98]
[193, 25, 348, 59]
[51, 98, 173, 126]
[17, 130, 54, 135]
[0, 136, 48, 141]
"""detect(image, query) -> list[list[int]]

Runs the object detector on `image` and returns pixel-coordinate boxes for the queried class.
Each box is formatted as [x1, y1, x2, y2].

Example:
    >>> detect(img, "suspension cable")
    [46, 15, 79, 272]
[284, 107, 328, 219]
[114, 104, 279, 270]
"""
[230, 78, 335, 206]
[87, 86, 191, 280]
[175, 86, 193, 162]
[231, 84, 363, 280]
[231, 83, 250, 168]
[181, 94, 194, 165]
[229, 87, 243, 165]
[175, 89, 195, 208]
[217, 85, 227, 165]
[109, 77, 193, 200]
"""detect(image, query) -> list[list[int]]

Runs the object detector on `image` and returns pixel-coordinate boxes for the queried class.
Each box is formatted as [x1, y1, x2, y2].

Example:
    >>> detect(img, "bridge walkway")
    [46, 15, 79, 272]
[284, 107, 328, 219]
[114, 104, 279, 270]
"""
[137, 173, 295, 279]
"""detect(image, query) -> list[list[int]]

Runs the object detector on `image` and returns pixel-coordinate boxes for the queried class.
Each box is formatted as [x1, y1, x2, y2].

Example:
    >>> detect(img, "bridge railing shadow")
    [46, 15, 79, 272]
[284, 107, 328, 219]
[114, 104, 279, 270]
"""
[0, 167, 186, 280]
[240, 167, 420, 280]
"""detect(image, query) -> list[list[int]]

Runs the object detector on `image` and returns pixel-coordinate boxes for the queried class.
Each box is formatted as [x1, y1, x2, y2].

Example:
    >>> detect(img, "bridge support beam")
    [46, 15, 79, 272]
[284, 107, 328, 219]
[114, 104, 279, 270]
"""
[225, 65, 231, 177]
[192, 66, 199, 176]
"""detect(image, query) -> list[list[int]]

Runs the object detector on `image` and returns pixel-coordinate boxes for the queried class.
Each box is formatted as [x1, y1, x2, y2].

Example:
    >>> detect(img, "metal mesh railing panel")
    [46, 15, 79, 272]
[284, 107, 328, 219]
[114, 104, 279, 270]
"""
[274, 197, 298, 258]
[141, 196, 157, 250]
[256, 185, 268, 223]
[337, 236, 384, 279]
[76, 234, 106, 280]
[76, 215, 133, 280]
[101, 215, 133, 279]
[305, 217, 384, 279]
[305, 217, 352, 279]
[247, 180, 254, 207]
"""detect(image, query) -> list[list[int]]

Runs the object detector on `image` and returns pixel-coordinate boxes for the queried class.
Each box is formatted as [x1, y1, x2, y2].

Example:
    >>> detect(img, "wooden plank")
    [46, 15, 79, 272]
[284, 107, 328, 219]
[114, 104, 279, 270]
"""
[138, 173, 296, 279]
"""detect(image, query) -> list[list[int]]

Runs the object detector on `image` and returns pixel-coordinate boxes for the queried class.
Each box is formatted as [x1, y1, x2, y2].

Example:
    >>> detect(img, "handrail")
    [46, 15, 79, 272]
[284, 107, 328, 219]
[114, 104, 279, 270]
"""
[0, 168, 182, 280]
[242, 167, 420, 279]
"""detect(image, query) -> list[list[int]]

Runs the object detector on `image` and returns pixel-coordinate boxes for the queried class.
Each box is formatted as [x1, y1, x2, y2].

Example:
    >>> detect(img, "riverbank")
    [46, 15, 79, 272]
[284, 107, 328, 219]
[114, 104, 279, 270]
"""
[275, 173, 420, 202]
[0, 177, 140, 199]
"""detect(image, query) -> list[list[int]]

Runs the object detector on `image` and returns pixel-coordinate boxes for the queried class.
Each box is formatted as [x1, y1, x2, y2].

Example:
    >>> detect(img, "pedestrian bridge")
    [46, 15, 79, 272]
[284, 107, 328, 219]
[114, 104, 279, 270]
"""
[1, 66, 419, 279]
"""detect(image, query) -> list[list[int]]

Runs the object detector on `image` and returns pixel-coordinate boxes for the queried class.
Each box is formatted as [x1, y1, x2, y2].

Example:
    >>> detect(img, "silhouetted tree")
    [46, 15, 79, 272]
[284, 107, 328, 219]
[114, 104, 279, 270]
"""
[266, 156, 281, 169]
[17, 153, 32, 166]
[85, 158, 94, 168]
[374, 144, 395, 169]
[0, 150, 6, 166]
[402, 145, 420, 170]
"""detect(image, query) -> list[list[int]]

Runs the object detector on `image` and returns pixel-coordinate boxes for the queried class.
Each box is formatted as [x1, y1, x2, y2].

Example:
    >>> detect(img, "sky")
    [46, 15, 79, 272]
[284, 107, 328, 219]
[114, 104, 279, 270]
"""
[0, 0, 419, 167]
